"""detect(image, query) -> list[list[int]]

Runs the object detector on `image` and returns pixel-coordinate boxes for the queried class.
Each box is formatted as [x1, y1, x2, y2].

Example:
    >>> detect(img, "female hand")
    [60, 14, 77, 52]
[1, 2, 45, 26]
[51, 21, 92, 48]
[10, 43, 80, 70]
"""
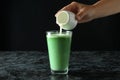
[56, 0, 120, 24]
[55, 2, 96, 23]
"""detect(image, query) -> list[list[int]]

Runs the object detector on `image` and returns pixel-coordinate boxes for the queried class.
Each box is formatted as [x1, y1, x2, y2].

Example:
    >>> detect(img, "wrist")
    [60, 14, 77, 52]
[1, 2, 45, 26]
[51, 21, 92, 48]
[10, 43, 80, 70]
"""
[91, 4, 102, 19]
[88, 5, 99, 20]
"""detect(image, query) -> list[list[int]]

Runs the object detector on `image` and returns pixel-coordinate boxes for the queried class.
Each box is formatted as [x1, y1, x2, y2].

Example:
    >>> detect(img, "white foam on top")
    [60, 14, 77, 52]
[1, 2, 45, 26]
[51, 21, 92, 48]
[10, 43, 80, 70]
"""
[47, 33, 71, 38]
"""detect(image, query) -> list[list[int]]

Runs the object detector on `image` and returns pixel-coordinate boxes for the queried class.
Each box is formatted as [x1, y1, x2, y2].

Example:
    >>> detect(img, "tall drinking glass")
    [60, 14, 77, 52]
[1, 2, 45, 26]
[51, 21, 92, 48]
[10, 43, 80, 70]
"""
[46, 31, 72, 74]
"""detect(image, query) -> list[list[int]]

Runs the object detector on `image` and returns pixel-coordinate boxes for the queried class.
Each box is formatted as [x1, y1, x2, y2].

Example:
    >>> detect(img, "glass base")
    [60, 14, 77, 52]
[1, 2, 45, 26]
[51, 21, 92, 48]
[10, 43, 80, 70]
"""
[51, 69, 68, 75]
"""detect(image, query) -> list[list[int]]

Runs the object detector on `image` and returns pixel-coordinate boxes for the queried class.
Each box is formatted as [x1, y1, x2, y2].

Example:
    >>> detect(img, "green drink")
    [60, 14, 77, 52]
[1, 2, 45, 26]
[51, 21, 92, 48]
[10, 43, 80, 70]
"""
[46, 31, 72, 74]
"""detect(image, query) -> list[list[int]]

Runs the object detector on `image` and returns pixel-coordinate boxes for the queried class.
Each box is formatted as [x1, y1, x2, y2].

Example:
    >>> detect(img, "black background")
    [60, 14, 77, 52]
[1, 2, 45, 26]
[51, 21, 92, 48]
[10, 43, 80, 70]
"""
[1, 0, 120, 51]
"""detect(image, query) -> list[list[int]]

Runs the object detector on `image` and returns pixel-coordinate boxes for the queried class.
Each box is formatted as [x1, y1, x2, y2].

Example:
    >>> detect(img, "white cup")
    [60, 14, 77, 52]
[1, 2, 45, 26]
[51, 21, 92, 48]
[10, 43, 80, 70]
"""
[56, 10, 77, 30]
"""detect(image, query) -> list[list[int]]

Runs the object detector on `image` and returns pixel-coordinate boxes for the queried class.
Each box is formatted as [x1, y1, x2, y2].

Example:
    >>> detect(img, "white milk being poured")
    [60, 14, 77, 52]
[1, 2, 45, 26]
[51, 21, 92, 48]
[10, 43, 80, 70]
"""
[56, 10, 77, 34]
[59, 27, 62, 34]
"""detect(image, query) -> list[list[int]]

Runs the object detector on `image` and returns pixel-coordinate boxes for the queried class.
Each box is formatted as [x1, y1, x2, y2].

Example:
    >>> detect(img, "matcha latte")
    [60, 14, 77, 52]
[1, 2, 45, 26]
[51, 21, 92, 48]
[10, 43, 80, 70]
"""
[46, 31, 72, 74]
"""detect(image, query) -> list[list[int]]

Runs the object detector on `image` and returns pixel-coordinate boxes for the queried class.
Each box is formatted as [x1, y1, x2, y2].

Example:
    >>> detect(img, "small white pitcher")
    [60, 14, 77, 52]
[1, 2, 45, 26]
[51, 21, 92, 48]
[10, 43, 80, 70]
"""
[56, 10, 78, 30]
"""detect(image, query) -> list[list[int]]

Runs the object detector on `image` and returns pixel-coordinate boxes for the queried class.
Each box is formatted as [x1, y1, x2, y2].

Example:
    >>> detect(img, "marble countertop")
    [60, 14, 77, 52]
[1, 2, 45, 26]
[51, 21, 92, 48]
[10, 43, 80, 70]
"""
[0, 51, 120, 80]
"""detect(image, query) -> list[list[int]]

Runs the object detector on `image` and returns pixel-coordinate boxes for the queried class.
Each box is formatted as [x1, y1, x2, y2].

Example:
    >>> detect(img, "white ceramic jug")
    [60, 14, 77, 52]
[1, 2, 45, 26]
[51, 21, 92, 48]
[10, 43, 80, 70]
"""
[56, 10, 77, 30]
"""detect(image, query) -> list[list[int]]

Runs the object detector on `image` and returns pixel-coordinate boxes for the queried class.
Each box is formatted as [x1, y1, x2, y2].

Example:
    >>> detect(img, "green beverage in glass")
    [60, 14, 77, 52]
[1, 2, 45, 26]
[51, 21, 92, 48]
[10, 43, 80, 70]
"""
[46, 31, 72, 74]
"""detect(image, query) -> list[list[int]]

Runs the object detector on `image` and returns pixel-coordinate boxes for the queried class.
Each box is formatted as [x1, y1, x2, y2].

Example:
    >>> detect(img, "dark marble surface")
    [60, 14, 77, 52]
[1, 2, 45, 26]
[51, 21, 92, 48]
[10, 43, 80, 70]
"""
[0, 51, 120, 80]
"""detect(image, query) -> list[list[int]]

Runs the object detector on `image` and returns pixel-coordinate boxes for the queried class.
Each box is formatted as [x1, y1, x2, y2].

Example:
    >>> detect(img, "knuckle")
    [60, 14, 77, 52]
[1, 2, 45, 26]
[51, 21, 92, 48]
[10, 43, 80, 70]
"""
[71, 1, 78, 5]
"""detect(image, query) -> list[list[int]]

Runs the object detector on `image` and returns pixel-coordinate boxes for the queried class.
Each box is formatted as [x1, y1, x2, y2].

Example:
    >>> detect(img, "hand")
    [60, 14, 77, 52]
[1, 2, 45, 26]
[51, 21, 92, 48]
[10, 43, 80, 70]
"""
[55, 2, 96, 23]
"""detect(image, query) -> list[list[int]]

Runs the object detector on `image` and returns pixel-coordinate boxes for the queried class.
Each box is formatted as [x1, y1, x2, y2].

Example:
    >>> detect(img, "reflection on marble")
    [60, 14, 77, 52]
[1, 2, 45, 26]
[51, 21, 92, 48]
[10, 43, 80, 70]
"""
[49, 73, 120, 80]
[50, 75, 69, 80]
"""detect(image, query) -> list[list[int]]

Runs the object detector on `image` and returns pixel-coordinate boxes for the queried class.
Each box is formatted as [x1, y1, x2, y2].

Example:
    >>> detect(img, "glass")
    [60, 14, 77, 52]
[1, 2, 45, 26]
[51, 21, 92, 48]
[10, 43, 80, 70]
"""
[46, 30, 72, 74]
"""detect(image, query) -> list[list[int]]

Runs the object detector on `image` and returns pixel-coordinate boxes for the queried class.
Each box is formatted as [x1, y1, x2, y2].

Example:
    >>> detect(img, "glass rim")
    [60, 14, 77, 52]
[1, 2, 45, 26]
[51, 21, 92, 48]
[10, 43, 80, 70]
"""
[46, 30, 72, 33]
[46, 30, 72, 36]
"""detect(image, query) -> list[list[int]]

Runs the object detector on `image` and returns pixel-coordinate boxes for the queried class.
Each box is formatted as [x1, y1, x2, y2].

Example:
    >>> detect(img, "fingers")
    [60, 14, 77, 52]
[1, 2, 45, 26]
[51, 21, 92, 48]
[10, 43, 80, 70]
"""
[76, 8, 90, 23]
[76, 8, 85, 21]
[77, 13, 94, 23]
[77, 16, 92, 23]
[76, 7, 94, 23]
